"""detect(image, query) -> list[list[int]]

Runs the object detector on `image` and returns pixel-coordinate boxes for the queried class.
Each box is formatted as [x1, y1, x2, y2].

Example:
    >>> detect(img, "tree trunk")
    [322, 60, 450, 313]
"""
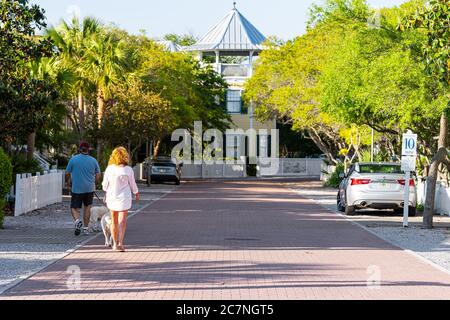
[96, 88, 105, 160]
[423, 112, 448, 229]
[307, 128, 338, 164]
[27, 132, 36, 161]
[153, 139, 161, 158]
[130, 138, 142, 164]
[78, 90, 85, 138]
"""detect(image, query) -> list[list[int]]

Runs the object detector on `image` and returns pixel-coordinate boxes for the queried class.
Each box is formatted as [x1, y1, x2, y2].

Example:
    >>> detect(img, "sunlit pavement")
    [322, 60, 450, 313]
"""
[2, 179, 450, 300]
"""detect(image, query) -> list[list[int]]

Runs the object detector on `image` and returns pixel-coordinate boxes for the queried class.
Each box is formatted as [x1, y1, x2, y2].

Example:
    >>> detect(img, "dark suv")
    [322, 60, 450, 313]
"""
[145, 158, 182, 186]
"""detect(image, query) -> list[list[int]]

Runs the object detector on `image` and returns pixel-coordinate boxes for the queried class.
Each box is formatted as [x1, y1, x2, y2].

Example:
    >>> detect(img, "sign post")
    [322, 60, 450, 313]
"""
[401, 131, 417, 228]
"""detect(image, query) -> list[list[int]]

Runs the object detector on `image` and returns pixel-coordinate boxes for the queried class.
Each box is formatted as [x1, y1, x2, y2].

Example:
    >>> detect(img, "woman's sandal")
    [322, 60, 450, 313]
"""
[118, 245, 126, 252]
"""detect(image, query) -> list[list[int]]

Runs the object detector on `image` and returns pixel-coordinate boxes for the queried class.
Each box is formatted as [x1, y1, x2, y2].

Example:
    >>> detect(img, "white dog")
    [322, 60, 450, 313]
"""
[101, 212, 113, 247]
[89, 206, 109, 233]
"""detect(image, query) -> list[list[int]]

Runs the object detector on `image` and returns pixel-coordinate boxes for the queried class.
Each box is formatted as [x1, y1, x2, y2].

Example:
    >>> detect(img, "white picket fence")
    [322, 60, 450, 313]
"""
[14, 170, 63, 216]
[417, 179, 450, 216]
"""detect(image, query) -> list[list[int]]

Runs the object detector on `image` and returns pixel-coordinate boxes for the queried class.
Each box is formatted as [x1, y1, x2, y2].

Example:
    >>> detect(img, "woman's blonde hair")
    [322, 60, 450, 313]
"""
[108, 147, 130, 166]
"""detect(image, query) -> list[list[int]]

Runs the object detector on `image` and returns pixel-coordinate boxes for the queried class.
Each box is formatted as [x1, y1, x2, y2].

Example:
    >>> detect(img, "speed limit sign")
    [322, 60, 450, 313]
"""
[401, 131, 417, 228]
[402, 133, 417, 157]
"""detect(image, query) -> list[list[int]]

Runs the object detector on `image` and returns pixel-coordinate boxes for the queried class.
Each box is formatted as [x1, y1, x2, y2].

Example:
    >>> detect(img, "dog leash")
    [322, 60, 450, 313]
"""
[93, 191, 103, 203]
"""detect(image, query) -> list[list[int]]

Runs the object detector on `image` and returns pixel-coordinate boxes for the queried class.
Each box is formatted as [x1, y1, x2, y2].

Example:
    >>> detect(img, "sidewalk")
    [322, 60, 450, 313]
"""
[2, 179, 450, 300]
[288, 180, 450, 273]
[0, 183, 177, 294]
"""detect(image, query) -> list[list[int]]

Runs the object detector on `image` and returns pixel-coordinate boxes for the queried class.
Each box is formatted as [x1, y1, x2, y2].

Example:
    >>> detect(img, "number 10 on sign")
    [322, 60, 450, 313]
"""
[401, 131, 417, 228]
[402, 134, 417, 157]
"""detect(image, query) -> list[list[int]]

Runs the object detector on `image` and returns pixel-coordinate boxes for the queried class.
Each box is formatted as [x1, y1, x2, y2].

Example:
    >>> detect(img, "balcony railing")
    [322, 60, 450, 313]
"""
[220, 64, 249, 77]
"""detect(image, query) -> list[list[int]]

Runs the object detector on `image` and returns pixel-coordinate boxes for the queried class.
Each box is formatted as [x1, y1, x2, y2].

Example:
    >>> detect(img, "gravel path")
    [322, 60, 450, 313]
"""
[0, 184, 177, 294]
[289, 180, 450, 274]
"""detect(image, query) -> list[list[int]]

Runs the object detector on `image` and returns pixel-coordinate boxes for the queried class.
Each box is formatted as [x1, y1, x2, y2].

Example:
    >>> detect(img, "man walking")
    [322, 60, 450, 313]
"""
[66, 142, 101, 236]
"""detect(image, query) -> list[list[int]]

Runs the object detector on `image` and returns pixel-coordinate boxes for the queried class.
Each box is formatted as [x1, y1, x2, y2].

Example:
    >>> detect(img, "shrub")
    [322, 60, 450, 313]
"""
[324, 163, 345, 188]
[11, 153, 42, 182]
[0, 148, 13, 228]
[417, 203, 424, 212]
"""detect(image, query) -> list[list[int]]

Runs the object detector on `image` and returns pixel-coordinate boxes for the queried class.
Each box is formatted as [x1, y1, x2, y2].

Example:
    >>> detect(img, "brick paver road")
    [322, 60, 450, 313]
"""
[2, 179, 450, 300]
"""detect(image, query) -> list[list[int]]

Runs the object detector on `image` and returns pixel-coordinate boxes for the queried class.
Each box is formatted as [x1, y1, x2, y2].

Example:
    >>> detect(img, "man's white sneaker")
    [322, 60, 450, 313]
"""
[74, 219, 83, 236]
[82, 227, 89, 236]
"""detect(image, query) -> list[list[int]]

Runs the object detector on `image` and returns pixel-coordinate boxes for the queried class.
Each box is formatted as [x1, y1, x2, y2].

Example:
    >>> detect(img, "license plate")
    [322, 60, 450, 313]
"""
[371, 182, 392, 190]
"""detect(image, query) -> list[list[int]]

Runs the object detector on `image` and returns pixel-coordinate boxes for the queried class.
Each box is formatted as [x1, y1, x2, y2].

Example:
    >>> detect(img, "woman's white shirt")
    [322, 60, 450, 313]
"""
[102, 165, 139, 211]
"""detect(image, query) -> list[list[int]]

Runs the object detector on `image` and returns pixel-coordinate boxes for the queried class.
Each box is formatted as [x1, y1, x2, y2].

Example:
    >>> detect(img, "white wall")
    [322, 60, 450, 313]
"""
[258, 158, 324, 177]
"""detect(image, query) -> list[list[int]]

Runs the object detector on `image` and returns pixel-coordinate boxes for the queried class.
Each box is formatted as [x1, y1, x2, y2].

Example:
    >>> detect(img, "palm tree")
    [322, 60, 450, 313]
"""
[84, 30, 128, 127]
[46, 16, 100, 138]
[83, 30, 128, 158]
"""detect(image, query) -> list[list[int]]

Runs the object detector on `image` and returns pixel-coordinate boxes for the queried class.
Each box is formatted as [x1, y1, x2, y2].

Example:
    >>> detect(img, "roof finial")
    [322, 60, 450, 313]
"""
[233, 1, 237, 9]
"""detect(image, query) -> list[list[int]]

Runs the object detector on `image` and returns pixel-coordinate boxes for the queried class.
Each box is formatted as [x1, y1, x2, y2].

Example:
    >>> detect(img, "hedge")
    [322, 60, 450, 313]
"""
[0, 148, 13, 228]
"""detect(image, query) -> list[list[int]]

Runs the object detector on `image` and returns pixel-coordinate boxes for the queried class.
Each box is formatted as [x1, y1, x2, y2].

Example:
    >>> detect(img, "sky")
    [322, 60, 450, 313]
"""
[31, 0, 408, 41]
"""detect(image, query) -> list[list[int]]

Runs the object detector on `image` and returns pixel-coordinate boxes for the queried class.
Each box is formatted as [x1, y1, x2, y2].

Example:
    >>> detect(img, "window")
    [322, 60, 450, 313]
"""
[358, 164, 402, 174]
[226, 90, 242, 114]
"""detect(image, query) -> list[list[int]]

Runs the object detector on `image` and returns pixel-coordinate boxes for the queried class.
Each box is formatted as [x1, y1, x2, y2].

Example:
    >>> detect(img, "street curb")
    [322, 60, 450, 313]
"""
[291, 188, 450, 277]
[0, 187, 176, 296]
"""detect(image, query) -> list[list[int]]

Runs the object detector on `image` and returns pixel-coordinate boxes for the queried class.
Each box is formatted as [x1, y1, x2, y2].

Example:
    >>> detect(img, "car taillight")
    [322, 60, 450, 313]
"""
[398, 179, 415, 186]
[351, 178, 371, 185]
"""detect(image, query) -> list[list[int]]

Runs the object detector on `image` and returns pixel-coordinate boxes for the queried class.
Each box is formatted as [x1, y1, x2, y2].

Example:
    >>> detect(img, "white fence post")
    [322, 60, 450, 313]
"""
[14, 171, 63, 216]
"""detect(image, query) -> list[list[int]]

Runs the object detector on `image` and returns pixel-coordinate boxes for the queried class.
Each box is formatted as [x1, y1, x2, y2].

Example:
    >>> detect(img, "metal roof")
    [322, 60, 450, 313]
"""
[184, 6, 266, 52]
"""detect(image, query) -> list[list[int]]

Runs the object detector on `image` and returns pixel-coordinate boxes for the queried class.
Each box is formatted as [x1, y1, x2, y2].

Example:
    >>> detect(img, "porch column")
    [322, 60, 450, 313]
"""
[249, 50, 254, 77]
[215, 50, 220, 74]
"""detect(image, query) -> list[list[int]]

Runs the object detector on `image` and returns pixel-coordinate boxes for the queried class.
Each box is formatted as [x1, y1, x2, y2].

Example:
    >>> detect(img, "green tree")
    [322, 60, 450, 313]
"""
[0, 0, 54, 151]
[244, 16, 354, 163]
[101, 78, 172, 163]
[27, 57, 72, 159]
[94, 31, 229, 159]
[163, 33, 197, 46]
[46, 16, 100, 137]
[138, 39, 229, 156]
[321, 2, 447, 162]
[83, 28, 129, 158]
[402, 0, 450, 228]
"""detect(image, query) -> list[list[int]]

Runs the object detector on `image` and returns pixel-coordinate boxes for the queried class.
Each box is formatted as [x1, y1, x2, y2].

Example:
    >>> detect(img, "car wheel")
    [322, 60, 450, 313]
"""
[345, 205, 355, 216]
[337, 192, 345, 212]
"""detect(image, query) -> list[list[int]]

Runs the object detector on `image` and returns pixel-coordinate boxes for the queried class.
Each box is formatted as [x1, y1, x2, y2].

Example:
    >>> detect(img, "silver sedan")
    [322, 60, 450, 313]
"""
[337, 162, 417, 216]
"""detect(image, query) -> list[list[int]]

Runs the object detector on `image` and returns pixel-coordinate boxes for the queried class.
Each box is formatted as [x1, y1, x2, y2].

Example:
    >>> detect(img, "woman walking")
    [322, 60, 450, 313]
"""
[102, 147, 139, 252]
